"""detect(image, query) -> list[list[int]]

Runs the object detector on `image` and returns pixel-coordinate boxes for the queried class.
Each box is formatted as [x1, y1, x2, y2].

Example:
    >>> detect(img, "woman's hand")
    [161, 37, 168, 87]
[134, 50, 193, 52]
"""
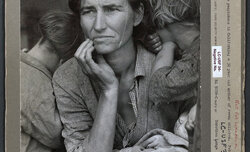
[140, 135, 169, 149]
[74, 39, 118, 91]
[74, 39, 119, 152]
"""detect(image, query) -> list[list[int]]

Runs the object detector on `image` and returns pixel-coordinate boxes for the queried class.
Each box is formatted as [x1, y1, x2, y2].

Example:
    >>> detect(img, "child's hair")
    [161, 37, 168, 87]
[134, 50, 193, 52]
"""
[39, 11, 83, 62]
[148, 0, 200, 28]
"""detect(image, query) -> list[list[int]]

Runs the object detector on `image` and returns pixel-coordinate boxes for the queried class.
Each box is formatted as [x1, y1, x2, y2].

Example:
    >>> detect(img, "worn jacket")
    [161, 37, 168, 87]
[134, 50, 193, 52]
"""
[52, 44, 191, 152]
[21, 52, 64, 152]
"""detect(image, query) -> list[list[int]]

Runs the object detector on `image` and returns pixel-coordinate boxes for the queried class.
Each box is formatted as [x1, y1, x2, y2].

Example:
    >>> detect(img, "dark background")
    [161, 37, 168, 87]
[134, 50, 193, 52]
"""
[21, 0, 69, 49]
[246, 0, 250, 151]
[0, 0, 5, 151]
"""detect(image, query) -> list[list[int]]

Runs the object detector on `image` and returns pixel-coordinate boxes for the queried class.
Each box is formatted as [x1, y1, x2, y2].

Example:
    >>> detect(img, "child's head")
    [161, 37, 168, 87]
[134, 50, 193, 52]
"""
[174, 104, 197, 140]
[148, 0, 200, 28]
[38, 11, 83, 62]
[174, 112, 189, 140]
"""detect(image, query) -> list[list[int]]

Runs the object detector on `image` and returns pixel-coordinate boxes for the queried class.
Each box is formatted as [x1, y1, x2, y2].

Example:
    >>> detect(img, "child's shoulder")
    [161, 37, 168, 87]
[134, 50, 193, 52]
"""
[182, 36, 200, 56]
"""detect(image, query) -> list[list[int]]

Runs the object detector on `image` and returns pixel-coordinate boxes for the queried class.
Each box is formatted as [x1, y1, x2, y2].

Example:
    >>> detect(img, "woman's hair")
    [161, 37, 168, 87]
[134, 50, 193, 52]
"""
[68, 0, 143, 15]
[147, 0, 200, 28]
[38, 11, 83, 62]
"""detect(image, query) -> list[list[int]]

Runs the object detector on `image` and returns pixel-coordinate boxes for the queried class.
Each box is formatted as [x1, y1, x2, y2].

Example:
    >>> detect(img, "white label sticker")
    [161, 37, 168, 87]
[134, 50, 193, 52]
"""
[212, 46, 223, 78]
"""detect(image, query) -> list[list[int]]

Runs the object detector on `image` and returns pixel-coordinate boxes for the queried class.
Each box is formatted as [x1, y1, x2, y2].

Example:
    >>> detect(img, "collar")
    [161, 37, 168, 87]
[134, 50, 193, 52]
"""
[21, 50, 52, 79]
[134, 44, 147, 78]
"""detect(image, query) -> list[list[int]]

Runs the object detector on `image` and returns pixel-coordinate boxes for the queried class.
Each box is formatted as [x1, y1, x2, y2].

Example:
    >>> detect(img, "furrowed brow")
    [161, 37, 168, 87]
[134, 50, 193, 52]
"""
[103, 4, 123, 9]
[80, 6, 95, 12]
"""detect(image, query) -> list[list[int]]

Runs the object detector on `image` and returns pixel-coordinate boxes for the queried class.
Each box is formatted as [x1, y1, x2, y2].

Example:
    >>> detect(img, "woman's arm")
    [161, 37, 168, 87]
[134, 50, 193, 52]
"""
[53, 65, 119, 152]
[87, 87, 118, 152]
[73, 39, 119, 152]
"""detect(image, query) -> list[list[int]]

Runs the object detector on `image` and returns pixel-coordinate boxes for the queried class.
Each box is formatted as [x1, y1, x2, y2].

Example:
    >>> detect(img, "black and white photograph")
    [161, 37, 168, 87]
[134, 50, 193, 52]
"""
[20, 0, 201, 151]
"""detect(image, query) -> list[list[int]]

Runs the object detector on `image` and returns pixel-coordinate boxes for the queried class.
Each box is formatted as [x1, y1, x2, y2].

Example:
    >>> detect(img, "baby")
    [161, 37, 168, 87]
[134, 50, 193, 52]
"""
[174, 104, 197, 140]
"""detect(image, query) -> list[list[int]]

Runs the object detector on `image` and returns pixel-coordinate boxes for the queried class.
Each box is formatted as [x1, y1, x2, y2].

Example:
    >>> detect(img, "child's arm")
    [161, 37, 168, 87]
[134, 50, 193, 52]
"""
[142, 31, 177, 73]
[151, 41, 176, 74]
[149, 38, 199, 105]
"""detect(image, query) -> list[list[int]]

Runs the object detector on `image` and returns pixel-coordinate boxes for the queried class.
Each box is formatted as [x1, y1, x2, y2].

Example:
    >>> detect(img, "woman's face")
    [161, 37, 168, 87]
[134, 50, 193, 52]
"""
[80, 0, 135, 54]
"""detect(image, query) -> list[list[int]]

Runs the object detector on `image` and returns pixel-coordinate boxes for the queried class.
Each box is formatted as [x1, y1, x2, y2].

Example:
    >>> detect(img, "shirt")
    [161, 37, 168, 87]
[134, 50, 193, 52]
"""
[21, 52, 64, 152]
[52, 44, 189, 152]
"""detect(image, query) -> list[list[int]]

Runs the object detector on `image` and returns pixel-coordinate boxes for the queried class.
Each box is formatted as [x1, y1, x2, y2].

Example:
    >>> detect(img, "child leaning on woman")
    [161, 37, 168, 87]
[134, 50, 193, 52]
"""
[139, 0, 200, 149]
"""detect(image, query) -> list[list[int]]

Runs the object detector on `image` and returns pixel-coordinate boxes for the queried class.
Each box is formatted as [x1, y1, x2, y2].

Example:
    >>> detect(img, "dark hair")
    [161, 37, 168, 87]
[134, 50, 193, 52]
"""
[39, 11, 83, 62]
[147, 0, 200, 28]
[68, 0, 143, 15]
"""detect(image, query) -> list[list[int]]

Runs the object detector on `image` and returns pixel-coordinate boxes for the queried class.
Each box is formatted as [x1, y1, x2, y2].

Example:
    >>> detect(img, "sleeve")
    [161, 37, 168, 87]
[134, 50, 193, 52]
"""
[52, 78, 94, 152]
[52, 67, 146, 152]
[148, 49, 199, 105]
[136, 129, 189, 151]
[21, 81, 64, 149]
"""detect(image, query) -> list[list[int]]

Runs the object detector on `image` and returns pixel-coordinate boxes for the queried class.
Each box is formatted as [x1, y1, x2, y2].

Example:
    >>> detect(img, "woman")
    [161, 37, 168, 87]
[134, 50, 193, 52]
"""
[52, 0, 188, 152]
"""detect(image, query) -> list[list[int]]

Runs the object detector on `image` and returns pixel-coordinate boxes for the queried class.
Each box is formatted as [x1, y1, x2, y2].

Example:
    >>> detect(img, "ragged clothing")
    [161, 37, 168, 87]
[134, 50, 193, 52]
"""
[21, 51, 65, 152]
[52, 44, 192, 152]
[148, 38, 200, 106]
[148, 38, 200, 151]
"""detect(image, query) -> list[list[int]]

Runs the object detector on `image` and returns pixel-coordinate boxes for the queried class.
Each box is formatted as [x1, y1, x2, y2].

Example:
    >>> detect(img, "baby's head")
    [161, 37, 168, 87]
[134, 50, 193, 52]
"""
[174, 104, 197, 140]
[174, 112, 189, 140]
[147, 0, 200, 28]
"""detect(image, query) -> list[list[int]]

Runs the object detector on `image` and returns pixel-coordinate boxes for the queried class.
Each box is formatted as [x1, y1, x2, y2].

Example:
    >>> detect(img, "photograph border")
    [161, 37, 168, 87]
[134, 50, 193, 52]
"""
[0, 0, 5, 151]
[200, 0, 211, 151]
[5, 0, 20, 151]
[5, 0, 212, 151]
[245, 0, 250, 151]
[5, 0, 246, 151]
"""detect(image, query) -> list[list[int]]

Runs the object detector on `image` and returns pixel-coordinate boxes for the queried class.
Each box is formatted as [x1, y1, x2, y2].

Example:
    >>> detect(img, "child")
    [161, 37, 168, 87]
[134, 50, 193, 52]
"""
[21, 11, 82, 152]
[144, 0, 200, 145]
